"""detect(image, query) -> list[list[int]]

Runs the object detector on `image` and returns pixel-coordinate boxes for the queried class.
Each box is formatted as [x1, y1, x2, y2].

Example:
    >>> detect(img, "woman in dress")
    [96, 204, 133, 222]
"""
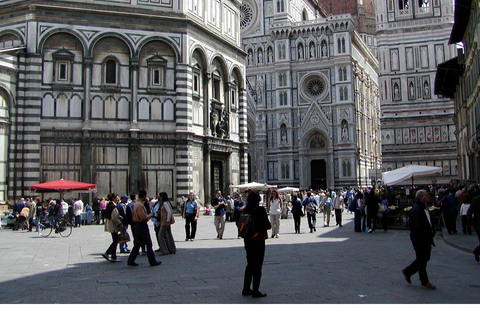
[156, 192, 176, 255]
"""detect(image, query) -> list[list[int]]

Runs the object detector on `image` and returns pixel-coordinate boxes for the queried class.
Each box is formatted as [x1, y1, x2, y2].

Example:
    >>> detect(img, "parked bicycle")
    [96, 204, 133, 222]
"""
[38, 216, 73, 237]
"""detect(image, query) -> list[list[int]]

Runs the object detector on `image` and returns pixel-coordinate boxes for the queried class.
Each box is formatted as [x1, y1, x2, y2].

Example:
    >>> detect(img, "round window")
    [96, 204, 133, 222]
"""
[240, 3, 254, 30]
[306, 78, 325, 96]
[300, 73, 329, 101]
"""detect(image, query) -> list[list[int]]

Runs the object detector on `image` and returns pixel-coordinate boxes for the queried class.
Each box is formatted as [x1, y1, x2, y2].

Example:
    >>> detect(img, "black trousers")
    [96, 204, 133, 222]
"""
[334, 208, 342, 226]
[127, 222, 157, 265]
[243, 239, 265, 292]
[106, 232, 118, 259]
[405, 239, 432, 285]
[367, 212, 377, 231]
[293, 214, 301, 232]
[474, 228, 480, 257]
[307, 212, 316, 230]
[354, 210, 362, 232]
[185, 214, 197, 239]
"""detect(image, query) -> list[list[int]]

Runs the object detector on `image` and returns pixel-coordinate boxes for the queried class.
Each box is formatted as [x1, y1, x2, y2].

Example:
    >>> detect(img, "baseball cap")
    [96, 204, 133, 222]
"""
[120, 195, 129, 199]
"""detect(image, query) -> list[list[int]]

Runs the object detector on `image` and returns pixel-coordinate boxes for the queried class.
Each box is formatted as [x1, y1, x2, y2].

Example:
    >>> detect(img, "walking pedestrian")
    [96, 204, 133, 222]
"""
[102, 193, 123, 263]
[183, 191, 199, 241]
[267, 190, 282, 238]
[402, 189, 436, 289]
[211, 190, 227, 239]
[127, 190, 162, 267]
[242, 190, 271, 298]
[467, 195, 480, 262]
[117, 195, 130, 253]
[302, 192, 318, 233]
[156, 192, 176, 255]
[333, 190, 344, 227]
[291, 194, 303, 233]
[459, 196, 471, 235]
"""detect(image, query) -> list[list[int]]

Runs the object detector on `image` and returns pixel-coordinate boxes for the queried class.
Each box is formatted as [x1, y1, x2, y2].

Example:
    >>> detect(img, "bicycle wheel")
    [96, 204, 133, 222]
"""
[58, 220, 73, 238]
[39, 220, 53, 237]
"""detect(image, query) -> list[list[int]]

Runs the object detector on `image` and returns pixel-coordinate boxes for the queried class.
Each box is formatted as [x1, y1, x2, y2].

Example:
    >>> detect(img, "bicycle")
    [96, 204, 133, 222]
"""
[38, 216, 73, 238]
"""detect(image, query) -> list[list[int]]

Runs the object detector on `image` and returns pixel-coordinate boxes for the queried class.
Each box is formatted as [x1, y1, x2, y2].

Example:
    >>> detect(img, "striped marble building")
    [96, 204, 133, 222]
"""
[0, 0, 248, 204]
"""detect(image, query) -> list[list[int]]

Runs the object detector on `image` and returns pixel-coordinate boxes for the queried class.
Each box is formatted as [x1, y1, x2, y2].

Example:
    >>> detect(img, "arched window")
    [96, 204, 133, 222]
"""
[278, 73, 287, 86]
[105, 59, 117, 85]
[277, 0, 285, 12]
[342, 161, 351, 177]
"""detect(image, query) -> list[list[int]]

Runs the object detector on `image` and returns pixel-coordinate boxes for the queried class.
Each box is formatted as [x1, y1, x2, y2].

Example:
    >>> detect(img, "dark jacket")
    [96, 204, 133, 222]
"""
[245, 205, 271, 240]
[409, 199, 435, 246]
[291, 198, 303, 216]
[467, 195, 480, 231]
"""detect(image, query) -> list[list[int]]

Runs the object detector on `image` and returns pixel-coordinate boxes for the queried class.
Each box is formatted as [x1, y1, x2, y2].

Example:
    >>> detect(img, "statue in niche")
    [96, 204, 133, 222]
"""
[258, 50, 263, 64]
[211, 111, 218, 136]
[423, 80, 430, 98]
[341, 122, 349, 141]
[267, 47, 273, 63]
[298, 46, 303, 60]
[321, 41, 328, 57]
[409, 81, 415, 99]
[393, 82, 400, 100]
[281, 126, 287, 143]
[310, 43, 316, 58]
[248, 51, 253, 65]
[216, 110, 229, 138]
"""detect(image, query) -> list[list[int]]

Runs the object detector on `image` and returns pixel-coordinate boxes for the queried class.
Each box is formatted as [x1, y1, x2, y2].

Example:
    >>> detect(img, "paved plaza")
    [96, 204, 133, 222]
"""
[0, 211, 478, 306]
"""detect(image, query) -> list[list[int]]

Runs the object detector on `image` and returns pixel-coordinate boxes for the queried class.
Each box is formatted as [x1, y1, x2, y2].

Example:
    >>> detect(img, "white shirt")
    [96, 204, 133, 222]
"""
[268, 199, 282, 215]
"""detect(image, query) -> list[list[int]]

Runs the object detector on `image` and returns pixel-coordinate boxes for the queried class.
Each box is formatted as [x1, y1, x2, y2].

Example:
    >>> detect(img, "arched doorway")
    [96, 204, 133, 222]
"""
[310, 159, 327, 190]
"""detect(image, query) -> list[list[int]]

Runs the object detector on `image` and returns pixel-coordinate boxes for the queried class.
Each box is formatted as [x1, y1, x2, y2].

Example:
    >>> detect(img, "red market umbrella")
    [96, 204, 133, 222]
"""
[30, 179, 97, 193]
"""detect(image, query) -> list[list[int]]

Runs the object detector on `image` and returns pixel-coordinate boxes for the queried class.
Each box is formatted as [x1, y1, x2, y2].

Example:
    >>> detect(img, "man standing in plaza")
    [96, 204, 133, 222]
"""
[127, 190, 162, 267]
[212, 189, 227, 239]
[117, 195, 130, 253]
[402, 189, 436, 289]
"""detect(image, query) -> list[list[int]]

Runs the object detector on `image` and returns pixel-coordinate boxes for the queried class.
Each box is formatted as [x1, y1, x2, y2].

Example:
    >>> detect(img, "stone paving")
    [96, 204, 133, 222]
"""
[0, 210, 479, 305]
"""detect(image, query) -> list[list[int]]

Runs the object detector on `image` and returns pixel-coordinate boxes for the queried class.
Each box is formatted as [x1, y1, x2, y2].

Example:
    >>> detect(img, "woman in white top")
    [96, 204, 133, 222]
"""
[267, 190, 283, 238]
[459, 196, 472, 235]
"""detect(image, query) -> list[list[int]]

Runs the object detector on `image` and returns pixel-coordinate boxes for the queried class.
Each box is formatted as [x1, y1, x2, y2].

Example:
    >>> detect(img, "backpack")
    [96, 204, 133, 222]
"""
[238, 214, 257, 239]
[305, 199, 317, 214]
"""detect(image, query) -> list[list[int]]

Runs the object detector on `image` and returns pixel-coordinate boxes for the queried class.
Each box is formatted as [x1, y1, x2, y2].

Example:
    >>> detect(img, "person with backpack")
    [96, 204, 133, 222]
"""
[241, 190, 271, 298]
[302, 192, 318, 233]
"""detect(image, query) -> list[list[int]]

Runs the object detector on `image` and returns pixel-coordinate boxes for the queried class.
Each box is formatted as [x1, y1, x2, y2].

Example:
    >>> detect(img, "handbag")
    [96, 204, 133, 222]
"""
[117, 230, 130, 243]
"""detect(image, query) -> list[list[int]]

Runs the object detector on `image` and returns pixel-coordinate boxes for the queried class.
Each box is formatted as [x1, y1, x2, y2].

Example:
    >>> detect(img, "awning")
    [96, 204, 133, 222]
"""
[449, 0, 473, 44]
[434, 57, 463, 99]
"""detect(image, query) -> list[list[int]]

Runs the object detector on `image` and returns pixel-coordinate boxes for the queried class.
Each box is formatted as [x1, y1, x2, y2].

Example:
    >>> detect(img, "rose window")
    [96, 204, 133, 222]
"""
[306, 78, 325, 96]
[240, 4, 253, 30]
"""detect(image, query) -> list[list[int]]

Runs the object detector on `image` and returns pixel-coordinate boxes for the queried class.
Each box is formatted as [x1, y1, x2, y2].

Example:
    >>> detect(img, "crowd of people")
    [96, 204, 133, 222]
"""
[4, 181, 480, 295]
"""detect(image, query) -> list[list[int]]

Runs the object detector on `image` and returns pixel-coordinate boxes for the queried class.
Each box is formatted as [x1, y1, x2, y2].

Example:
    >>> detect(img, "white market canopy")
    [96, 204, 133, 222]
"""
[382, 165, 442, 186]
[230, 182, 277, 190]
[277, 186, 300, 193]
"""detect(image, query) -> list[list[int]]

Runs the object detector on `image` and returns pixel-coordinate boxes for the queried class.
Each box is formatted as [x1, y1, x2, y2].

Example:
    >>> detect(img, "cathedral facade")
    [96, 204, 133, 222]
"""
[0, 0, 248, 204]
[241, 0, 381, 189]
[375, 0, 458, 184]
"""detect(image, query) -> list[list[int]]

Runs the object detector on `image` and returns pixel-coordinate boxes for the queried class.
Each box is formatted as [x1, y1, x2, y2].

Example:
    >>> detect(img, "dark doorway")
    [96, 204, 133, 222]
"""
[311, 159, 327, 190]
[211, 160, 224, 196]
